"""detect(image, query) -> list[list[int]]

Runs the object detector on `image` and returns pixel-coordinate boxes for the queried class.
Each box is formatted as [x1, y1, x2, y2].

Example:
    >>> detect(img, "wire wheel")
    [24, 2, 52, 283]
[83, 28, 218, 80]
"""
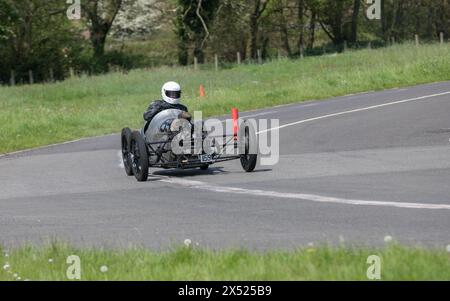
[130, 131, 149, 182]
[121, 128, 134, 176]
[240, 124, 257, 172]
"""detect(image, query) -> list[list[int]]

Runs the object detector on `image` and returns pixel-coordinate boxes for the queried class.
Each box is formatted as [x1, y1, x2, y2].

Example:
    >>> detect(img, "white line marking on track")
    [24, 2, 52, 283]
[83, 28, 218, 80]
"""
[257, 91, 450, 134]
[241, 110, 279, 118]
[159, 177, 450, 210]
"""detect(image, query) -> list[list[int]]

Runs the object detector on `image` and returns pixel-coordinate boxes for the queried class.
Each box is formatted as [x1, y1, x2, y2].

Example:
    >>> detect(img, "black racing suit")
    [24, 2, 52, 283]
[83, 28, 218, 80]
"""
[143, 100, 188, 133]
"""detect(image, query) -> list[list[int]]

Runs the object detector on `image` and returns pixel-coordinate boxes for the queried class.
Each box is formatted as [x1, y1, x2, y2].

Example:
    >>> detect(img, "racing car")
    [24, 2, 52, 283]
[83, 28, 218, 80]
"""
[121, 108, 258, 182]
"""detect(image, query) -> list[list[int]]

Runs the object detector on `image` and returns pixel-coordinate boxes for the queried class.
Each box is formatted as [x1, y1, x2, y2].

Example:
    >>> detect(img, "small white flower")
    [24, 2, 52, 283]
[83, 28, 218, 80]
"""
[4, 253, 9, 258]
[100, 265, 108, 273]
[3, 264, 10, 271]
[17, 277, 21, 281]
[384, 235, 393, 243]
[307, 242, 314, 248]
[446, 245, 450, 253]
[48, 258, 54, 263]
[184, 239, 192, 247]
[13, 273, 18, 278]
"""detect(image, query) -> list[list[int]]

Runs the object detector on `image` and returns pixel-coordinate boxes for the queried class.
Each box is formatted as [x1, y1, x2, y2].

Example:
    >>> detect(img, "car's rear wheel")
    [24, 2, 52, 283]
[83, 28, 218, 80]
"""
[130, 131, 149, 182]
[240, 122, 258, 172]
[121, 128, 134, 176]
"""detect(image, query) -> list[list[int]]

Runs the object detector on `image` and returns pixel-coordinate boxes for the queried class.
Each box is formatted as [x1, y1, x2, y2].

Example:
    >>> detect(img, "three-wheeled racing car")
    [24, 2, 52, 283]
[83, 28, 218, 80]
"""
[121, 109, 258, 182]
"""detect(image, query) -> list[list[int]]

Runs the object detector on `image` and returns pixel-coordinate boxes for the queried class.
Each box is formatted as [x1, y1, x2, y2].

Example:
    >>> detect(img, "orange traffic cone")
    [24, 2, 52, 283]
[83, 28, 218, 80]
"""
[199, 84, 205, 97]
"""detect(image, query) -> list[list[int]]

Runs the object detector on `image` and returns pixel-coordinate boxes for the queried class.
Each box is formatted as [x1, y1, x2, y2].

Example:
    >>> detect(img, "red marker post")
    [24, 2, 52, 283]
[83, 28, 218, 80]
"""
[232, 108, 239, 140]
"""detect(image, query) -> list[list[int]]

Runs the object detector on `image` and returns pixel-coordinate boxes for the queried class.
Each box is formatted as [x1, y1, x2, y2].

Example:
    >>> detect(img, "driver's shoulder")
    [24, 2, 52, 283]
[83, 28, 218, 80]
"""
[177, 103, 188, 112]
[147, 99, 164, 109]
[153, 99, 164, 106]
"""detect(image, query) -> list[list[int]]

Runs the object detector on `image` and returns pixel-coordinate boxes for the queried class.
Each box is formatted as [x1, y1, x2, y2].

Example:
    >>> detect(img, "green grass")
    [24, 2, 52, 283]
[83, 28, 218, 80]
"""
[1, 243, 449, 280]
[1, 43, 450, 154]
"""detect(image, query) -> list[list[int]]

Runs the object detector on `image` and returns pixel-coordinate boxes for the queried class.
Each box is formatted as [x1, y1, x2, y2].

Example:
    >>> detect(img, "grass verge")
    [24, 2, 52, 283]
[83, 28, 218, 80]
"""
[1, 244, 449, 280]
[1, 43, 449, 154]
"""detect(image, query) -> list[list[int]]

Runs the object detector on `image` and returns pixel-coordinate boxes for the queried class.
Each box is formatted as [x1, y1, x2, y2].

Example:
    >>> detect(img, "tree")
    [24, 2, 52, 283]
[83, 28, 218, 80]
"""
[316, 0, 352, 47]
[306, 1, 318, 50]
[297, 0, 306, 54]
[268, 0, 293, 57]
[377, 0, 450, 42]
[111, 0, 169, 39]
[175, 0, 221, 65]
[0, 0, 14, 41]
[249, 0, 271, 59]
[0, 0, 83, 83]
[350, 0, 361, 43]
[82, 0, 124, 60]
[209, 0, 249, 61]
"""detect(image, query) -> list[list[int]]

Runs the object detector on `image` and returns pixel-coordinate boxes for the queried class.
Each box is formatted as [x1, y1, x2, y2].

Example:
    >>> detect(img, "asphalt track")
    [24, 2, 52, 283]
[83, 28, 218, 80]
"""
[1, 81, 450, 249]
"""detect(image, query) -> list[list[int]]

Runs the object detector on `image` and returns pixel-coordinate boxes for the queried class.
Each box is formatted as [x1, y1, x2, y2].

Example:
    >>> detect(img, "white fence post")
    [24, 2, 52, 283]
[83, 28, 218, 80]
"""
[49, 68, 54, 82]
[10, 70, 15, 86]
[214, 54, 219, 71]
[28, 70, 34, 84]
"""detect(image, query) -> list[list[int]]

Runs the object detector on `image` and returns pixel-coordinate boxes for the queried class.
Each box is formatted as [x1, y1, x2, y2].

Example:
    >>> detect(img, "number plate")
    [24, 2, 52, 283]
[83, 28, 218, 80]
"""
[199, 154, 213, 163]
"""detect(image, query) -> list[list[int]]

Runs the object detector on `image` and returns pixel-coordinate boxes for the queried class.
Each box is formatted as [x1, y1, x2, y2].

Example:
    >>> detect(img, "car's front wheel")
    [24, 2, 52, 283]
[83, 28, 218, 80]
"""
[130, 131, 149, 182]
[240, 122, 258, 172]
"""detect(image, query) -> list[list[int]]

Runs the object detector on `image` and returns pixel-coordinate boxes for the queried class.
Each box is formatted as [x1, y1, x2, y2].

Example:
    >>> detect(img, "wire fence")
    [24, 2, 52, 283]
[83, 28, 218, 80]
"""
[3, 33, 448, 87]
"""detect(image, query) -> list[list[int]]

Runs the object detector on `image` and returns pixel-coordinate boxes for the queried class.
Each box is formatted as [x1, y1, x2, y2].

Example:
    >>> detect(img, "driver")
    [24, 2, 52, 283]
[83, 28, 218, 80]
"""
[143, 81, 188, 132]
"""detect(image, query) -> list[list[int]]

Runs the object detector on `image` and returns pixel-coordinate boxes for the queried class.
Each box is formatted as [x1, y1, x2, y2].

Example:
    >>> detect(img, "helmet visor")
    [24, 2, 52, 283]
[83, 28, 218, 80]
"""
[165, 90, 181, 99]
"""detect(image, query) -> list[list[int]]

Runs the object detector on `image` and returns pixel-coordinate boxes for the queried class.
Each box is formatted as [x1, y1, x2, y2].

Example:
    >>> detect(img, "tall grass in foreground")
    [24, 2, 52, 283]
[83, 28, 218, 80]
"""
[1, 43, 449, 153]
[0, 244, 449, 280]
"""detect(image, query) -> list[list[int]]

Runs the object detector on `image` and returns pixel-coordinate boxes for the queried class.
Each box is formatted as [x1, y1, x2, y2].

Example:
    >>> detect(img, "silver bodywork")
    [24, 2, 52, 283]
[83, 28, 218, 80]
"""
[144, 109, 184, 143]
[143, 109, 188, 164]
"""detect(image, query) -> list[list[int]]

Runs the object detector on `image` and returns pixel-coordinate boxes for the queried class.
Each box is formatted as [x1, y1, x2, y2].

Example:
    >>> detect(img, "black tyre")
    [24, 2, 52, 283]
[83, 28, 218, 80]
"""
[240, 123, 258, 172]
[130, 131, 149, 182]
[121, 128, 134, 176]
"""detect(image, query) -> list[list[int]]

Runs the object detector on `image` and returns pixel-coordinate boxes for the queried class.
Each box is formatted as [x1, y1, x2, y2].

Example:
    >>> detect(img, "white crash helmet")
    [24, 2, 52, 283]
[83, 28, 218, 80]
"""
[161, 81, 181, 105]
